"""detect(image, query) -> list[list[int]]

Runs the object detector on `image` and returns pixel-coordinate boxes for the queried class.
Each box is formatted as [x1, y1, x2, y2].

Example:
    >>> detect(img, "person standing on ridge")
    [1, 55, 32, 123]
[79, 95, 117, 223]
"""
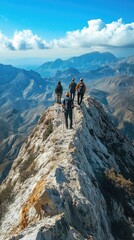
[69, 77, 77, 101]
[76, 78, 86, 105]
[55, 80, 63, 104]
[62, 92, 74, 129]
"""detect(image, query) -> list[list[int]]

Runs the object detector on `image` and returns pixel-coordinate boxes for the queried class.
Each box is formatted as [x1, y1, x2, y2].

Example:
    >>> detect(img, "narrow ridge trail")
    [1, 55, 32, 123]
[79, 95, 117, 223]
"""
[0, 97, 134, 240]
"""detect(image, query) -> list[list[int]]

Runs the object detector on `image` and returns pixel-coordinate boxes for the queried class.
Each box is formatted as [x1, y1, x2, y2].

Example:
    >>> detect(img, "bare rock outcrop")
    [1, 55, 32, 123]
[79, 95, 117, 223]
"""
[0, 97, 134, 240]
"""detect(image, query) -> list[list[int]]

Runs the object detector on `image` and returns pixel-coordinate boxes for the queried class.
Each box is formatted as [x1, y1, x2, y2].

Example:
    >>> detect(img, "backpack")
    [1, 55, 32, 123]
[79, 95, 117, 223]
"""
[69, 82, 77, 93]
[64, 98, 73, 111]
[55, 84, 63, 94]
[78, 82, 84, 94]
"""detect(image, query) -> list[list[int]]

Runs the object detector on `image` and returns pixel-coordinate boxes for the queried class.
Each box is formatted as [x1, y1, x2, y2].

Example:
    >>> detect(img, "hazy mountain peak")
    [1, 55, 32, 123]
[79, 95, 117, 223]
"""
[37, 51, 117, 77]
[0, 97, 134, 240]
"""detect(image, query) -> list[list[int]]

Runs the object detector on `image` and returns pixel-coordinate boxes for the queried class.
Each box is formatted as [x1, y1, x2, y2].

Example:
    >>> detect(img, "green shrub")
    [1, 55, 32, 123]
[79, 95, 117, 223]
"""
[0, 183, 14, 222]
[111, 219, 133, 240]
[20, 154, 35, 172]
[43, 120, 53, 141]
[105, 169, 134, 195]
[25, 141, 30, 150]
[12, 157, 23, 170]
[38, 112, 47, 124]
[27, 145, 35, 155]
[19, 154, 37, 182]
[30, 126, 39, 138]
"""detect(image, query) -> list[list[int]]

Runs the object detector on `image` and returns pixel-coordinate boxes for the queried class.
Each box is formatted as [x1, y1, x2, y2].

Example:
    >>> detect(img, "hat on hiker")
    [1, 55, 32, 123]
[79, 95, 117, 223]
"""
[66, 92, 70, 97]
[80, 78, 83, 82]
[72, 78, 75, 81]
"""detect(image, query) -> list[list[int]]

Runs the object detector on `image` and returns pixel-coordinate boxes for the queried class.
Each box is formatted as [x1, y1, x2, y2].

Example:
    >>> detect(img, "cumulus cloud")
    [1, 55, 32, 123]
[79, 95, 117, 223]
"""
[12, 30, 49, 50]
[0, 19, 134, 51]
[0, 32, 15, 50]
[51, 19, 134, 49]
[0, 30, 49, 51]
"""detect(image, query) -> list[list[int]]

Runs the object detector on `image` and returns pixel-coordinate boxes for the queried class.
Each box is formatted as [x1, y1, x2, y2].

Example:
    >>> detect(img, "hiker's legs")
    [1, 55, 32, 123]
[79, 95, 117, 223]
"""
[64, 111, 68, 129]
[77, 92, 80, 105]
[72, 92, 75, 101]
[57, 94, 62, 104]
[80, 93, 84, 104]
[59, 93, 62, 104]
[56, 94, 59, 103]
[70, 92, 75, 101]
[70, 92, 73, 99]
[57, 94, 60, 103]
[68, 110, 73, 129]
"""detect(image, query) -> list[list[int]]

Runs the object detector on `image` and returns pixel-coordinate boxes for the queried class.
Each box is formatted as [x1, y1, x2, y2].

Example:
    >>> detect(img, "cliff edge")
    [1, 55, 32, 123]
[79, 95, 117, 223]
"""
[0, 97, 134, 240]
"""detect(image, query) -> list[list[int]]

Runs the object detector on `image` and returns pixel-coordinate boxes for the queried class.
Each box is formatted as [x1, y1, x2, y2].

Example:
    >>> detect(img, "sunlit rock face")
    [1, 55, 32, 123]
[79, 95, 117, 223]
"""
[0, 97, 134, 240]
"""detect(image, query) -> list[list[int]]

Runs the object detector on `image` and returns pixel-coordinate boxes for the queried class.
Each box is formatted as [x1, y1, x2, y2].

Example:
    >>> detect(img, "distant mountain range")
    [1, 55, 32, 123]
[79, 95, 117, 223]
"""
[0, 51, 134, 182]
[37, 51, 134, 82]
[37, 51, 118, 77]
[0, 64, 54, 182]
[88, 76, 134, 144]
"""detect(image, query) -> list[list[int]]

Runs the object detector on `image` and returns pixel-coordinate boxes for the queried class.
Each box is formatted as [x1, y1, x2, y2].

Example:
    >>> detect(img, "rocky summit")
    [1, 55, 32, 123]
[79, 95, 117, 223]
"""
[0, 97, 134, 240]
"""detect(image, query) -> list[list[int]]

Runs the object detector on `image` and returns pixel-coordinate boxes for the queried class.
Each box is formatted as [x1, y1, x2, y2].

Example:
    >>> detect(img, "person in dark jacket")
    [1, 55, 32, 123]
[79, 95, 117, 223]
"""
[55, 80, 63, 104]
[62, 92, 74, 129]
[69, 77, 77, 101]
[76, 78, 86, 105]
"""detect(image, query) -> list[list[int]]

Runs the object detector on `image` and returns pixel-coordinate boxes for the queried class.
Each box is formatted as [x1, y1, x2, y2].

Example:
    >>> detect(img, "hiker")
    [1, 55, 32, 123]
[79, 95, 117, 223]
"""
[62, 92, 74, 129]
[55, 80, 63, 104]
[76, 78, 86, 105]
[69, 77, 77, 101]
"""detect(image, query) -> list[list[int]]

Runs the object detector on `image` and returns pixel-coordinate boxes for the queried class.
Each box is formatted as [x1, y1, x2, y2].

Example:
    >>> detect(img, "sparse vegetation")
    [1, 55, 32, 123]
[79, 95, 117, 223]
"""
[24, 137, 28, 144]
[103, 168, 134, 240]
[12, 157, 23, 170]
[27, 145, 35, 155]
[0, 184, 13, 203]
[111, 219, 133, 240]
[25, 141, 30, 150]
[43, 119, 53, 141]
[104, 168, 134, 195]
[20, 154, 35, 172]
[19, 154, 37, 182]
[38, 112, 47, 124]
[44, 118, 52, 125]
[0, 183, 14, 222]
[51, 137, 58, 143]
[48, 155, 57, 162]
[30, 126, 39, 139]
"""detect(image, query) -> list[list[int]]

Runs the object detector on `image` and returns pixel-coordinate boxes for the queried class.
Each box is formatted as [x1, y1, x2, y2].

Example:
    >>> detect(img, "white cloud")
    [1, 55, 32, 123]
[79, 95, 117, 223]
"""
[0, 19, 134, 52]
[12, 30, 49, 50]
[0, 30, 49, 51]
[0, 32, 15, 50]
[51, 19, 134, 49]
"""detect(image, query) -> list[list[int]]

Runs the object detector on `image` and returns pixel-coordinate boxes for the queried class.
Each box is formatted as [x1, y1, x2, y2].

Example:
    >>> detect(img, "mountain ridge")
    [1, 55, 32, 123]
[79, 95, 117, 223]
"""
[0, 54, 134, 183]
[0, 97, 134, 240]
[37, 51, 117, 77]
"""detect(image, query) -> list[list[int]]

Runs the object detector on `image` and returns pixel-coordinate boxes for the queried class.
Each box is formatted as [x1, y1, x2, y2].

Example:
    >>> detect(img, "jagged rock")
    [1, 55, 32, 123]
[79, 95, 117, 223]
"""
[0, 97, 134, 240]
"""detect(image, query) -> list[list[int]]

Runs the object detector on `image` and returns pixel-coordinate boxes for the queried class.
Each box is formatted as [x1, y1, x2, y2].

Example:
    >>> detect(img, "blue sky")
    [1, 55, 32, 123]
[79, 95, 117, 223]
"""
[0, 0, 134, 65]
